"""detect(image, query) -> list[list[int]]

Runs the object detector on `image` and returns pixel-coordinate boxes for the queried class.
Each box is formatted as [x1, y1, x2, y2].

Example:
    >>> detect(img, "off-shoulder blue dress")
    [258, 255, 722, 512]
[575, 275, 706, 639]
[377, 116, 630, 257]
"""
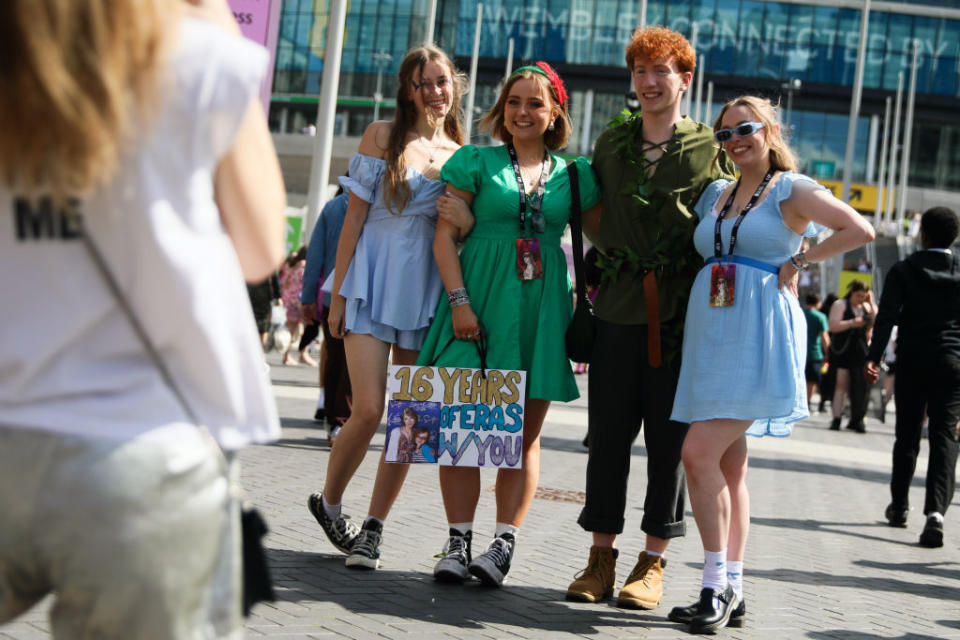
[324, 153, 445, 350]
[670, 171, 825, 437]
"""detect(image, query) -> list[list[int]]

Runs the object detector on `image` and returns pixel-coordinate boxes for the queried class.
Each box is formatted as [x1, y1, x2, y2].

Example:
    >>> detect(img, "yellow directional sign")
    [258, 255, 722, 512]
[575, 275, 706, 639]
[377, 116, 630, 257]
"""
[814, 178, 894, 213]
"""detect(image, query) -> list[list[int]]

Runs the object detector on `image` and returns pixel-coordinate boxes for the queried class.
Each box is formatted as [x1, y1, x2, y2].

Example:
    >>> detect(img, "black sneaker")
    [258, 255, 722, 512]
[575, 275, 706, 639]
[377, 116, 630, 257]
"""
[314, 407, 325, 422]
[433, 529, 473, 583]
[919, 515, 944, 548]
[346, 520, 383, 569]
[307, 492, 359, 554]
[468, 533, 515, 587]
[884, 504, 908, 528]
[829, 417, 841, 430]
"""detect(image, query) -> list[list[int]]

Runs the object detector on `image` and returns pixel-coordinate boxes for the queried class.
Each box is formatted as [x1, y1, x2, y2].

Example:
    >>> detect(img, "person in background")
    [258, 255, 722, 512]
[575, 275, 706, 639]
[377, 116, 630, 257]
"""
[567, 26, 735, 611]
[879, 325, 897, 423]
[867, 206, 960, 548]
[301, 187, 351, 442]
[248, 271, 281, 350]
[817, 292, 839, 413]
[306, 45, 465, 571]
[421, 61, 601, 587]
[280, 246, 316, 366]
[0, 0, 286, 635]
[668, 95, 874, 633]
[803, 293, 830, 407]
[828, 280, 875, 433]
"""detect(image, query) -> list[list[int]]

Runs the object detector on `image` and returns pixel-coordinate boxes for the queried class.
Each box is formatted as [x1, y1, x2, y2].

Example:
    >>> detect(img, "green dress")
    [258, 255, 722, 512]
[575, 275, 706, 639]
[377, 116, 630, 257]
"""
[417, 145, 602, 402]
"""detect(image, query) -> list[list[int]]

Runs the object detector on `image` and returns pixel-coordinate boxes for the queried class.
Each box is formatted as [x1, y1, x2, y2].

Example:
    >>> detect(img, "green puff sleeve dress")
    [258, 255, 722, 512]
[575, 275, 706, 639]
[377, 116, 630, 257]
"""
[417, 145, 601, 402]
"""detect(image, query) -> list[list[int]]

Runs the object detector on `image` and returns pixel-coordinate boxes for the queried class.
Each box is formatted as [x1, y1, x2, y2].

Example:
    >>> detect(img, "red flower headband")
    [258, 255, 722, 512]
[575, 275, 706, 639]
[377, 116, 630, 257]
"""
[511, 61, 568, 106]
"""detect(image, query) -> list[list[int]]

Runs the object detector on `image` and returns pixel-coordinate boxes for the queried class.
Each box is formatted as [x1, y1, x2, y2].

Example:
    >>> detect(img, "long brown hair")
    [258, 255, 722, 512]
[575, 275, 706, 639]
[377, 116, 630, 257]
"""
[0, 0, 172, 203]
[383, 46, 465, 214]
[712, 96, 798, 171]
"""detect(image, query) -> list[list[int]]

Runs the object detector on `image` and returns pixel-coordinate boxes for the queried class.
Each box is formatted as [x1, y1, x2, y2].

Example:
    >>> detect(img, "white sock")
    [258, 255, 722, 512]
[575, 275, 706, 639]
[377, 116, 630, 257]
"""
[450, 522, 473, 536]
[495, 522, 518, 539]
[322, 495, 341, 520]
[316, 388, 325, 408]
[643, 549, 663, 558]
[727, 561, 744, 600]
[702, 549, 728, 592]
[929, 511, 944, 523]
[363, 516, 383, 530]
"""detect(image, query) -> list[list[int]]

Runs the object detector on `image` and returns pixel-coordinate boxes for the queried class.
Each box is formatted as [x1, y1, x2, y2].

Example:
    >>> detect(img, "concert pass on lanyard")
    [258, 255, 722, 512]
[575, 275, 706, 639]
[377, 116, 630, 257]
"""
[709, 264, 736, 307]
[516, 238, 543, 281]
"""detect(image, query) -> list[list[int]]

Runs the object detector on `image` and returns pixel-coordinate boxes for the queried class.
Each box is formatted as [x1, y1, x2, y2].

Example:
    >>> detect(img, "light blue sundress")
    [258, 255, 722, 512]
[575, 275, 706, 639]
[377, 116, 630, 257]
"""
[322, 153, 445, 350]
[670, 171, 825, 437]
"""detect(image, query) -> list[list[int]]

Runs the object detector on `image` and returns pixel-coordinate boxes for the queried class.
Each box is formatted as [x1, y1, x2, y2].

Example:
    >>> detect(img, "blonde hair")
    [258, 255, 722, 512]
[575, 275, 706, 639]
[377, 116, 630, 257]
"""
[384, 46, 465, 214]
[478, 70, 572, 150]
[712, 95, 798, 171]
[0, 0, 173, 203]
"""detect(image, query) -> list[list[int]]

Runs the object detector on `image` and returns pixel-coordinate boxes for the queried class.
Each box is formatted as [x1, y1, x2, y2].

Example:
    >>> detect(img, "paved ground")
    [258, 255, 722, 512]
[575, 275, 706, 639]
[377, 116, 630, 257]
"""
[6, 353, 959, 639]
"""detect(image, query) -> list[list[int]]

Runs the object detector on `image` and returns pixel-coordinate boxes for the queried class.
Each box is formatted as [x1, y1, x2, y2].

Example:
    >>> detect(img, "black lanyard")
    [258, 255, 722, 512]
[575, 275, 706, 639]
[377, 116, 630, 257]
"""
[507, 142, 550, 236]
[713, 169, 776, 259]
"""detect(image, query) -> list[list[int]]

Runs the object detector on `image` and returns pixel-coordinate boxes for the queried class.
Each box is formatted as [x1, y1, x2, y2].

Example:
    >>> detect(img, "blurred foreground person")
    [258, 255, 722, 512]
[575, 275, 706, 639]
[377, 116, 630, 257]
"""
[0, 0, 285, 637]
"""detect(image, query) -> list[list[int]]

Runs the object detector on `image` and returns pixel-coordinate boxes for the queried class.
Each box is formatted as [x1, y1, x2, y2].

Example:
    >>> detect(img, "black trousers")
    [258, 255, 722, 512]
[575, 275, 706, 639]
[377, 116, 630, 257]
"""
[319, 308, 351, 428]
[890, 355, 960, 516]
[841, 359, 870, 426]
[578, 318, 688, 539]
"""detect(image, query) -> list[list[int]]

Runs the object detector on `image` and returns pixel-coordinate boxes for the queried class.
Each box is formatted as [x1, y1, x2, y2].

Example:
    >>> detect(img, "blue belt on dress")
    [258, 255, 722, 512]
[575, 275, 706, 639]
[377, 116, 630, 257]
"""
[705, 255, 780, 275]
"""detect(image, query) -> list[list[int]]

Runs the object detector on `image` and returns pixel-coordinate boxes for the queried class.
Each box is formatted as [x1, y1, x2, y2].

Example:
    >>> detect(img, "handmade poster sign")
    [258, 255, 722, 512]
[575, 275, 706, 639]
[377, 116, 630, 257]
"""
[385, 365, 526, 468]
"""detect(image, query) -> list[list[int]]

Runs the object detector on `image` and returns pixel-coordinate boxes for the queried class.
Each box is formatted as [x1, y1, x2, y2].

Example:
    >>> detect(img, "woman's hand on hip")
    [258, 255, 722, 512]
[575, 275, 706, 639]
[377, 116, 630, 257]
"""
[778, 260, 800, 297]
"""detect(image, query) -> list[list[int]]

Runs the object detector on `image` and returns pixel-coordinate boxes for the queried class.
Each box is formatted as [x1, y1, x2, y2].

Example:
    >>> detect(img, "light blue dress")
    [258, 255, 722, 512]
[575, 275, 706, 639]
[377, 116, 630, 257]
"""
[324, 153, 445, 350]
[670, 171, 825, 437]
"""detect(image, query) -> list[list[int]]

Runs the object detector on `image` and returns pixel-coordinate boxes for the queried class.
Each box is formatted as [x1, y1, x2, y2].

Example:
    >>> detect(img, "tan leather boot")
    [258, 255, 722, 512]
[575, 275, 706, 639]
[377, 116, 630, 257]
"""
[565, 545, 617, 602]
[616, 551, 664, 609]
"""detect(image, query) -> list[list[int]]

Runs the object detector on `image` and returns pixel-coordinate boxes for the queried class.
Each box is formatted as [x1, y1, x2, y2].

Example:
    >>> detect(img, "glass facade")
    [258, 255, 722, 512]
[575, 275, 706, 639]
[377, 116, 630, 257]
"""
[270, 0, 960, 192]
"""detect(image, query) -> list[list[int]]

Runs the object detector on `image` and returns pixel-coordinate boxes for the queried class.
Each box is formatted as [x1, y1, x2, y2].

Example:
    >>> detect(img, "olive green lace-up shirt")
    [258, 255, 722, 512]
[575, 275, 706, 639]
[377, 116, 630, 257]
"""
[590, 116, 735, 326]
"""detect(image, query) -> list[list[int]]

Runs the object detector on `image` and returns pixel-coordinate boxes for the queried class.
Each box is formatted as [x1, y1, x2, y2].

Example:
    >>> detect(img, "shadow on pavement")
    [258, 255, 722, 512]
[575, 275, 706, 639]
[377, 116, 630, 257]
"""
[746, 515, 925, 548]
[263, 548, 680, 634]
[807, 632, 945, 640]
[746, 566, 960, 602]
[854, 558, 960, 581]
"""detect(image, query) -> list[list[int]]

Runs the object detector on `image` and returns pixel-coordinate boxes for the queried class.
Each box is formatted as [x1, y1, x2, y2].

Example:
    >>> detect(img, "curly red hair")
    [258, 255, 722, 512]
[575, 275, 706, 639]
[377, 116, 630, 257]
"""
[625, 26, 696, 74]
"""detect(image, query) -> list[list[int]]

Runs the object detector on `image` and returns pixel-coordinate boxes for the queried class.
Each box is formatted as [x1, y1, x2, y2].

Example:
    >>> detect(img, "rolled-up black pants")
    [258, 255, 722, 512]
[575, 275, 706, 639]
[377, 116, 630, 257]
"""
[577, 318, 688, 539]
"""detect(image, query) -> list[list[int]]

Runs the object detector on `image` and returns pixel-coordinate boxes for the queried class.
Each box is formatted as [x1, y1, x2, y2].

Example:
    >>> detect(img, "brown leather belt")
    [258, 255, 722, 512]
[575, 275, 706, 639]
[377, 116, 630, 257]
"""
[643, 270, 661, 368]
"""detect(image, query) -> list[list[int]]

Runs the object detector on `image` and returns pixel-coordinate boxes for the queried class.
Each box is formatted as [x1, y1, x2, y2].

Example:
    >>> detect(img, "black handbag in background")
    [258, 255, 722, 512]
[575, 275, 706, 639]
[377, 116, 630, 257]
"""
[565, 161, 596, 363]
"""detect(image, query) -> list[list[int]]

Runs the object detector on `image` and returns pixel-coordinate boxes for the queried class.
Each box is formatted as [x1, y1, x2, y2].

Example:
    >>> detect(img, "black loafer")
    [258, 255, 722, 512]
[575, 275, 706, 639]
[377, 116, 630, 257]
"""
[689, 585, 740, 634]
[669, 596, 745, 627]
[884, 504, 908, 528]
[919, 515, 944, 548]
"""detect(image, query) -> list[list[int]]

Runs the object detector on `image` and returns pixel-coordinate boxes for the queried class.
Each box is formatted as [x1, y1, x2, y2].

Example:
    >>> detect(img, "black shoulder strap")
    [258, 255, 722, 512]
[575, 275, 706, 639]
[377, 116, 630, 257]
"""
[567, 160, 587, 306]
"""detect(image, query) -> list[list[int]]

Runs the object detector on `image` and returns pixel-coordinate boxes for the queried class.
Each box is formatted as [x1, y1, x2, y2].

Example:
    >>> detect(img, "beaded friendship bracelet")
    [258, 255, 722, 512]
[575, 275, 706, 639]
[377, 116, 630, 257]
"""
[448, 287, 470, 308]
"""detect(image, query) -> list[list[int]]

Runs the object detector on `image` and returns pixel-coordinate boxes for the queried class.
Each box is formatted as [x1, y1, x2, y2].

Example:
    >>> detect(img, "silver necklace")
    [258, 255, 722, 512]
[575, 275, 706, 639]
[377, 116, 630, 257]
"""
[417, 133, 444, 163]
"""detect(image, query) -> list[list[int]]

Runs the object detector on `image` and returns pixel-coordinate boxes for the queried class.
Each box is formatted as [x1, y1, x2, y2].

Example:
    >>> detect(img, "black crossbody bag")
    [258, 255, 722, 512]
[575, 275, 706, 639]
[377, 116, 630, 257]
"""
[565, 161, 596, 363]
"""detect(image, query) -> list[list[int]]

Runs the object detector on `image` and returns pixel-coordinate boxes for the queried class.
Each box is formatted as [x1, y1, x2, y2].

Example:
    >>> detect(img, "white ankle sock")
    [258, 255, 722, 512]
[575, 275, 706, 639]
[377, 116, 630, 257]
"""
[929, 511, 944, 523]
[495, 522, 518, 539]
[702, 549, 728, 592]
[316, 388, 325, 408]
[450, 522, 473, 536]
[727, 561, 744, 599]
[322, 495, 341, 520]
[643, 549, 663, 558]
